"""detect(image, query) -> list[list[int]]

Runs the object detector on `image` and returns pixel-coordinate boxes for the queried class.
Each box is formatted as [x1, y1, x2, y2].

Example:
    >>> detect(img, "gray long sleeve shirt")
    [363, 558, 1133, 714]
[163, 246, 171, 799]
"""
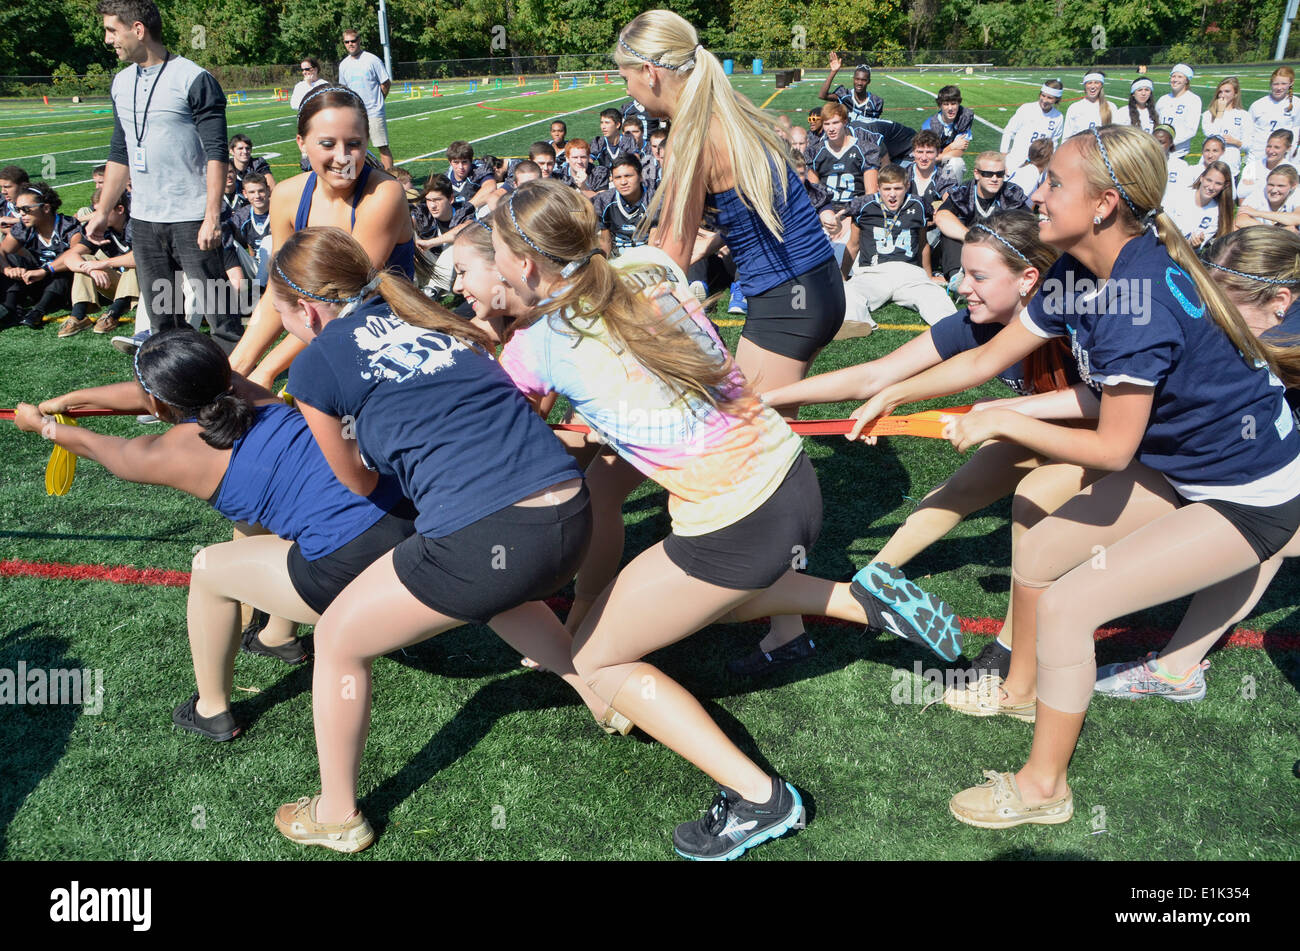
[108, 53, 227, 223]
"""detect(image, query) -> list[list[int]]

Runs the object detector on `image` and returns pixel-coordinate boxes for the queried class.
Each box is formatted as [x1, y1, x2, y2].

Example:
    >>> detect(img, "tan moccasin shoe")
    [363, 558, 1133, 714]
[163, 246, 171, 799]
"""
[942, 675, 1036, 722]
[275, 795, 375, 853]
[950, 770, 1073, 829]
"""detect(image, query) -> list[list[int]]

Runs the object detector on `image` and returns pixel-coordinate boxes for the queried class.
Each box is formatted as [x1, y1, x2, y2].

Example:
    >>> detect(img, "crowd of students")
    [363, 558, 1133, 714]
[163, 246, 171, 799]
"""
[6, 0, 1300, 859]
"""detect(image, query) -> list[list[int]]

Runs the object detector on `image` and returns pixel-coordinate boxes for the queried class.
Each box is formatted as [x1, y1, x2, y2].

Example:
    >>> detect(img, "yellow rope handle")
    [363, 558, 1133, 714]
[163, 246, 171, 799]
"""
[44, 414, 78, 496]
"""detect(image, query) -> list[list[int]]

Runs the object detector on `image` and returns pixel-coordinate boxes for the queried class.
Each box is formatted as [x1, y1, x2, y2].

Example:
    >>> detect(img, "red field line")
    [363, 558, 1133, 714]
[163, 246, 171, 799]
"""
[6, 558, 1294, 651]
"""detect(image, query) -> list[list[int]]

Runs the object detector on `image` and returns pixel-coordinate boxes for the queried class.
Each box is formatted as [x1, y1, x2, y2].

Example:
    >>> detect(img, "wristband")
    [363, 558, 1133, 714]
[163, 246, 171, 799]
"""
[44, 264, 54, 274]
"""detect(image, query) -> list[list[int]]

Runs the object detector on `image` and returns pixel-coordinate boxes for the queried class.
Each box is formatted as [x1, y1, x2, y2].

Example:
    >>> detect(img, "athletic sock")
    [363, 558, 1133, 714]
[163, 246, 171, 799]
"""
[71, 302, 89, 320]
[107, 298, 131, 318]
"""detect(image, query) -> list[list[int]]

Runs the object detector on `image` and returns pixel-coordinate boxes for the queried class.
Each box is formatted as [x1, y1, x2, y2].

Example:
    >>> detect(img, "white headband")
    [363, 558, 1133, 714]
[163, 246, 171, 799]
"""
[1131, 78, 1154, 93]
[1083, 72, 1105, 84]
[1171, 63, 1195, 80]
[1040, 83, 1064, 98]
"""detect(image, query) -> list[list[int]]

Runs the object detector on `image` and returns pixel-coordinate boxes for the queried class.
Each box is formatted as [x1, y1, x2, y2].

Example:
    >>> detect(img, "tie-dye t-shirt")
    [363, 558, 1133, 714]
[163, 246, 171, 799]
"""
[498, 276, 804, 537]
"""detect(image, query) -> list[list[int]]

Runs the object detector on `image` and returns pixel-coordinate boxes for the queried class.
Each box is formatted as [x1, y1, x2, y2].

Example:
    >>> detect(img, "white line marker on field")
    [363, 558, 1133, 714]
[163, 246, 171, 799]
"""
[888, 76, 1006, 134]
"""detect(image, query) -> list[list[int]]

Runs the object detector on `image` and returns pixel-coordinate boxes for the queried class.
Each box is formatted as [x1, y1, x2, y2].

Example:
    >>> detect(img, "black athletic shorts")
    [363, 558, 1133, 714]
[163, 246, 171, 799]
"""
[663, 452, 822, 589]
[741, 257, 846, 362]
[286, 507, 418, 615]
[392, 485, 592, 623]
[1178, 490, 1300, 562]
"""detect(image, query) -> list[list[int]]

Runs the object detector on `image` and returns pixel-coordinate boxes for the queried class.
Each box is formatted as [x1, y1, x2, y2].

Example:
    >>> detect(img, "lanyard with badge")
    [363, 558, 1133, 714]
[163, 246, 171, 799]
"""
[131, 50, 170, 173]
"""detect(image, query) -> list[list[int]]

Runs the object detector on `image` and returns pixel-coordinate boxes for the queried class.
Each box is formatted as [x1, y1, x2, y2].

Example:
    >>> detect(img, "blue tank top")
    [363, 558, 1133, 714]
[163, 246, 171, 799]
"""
[211, 402, 403, 560]
[294, 164, 417, 280]
[707, 161, 834, 297]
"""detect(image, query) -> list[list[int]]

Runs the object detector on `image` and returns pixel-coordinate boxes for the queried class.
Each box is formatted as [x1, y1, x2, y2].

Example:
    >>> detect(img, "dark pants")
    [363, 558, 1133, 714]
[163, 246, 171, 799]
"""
[938, 233, 965, 280]
[0, 250, 72, 315]
[132, 218, 242, 353]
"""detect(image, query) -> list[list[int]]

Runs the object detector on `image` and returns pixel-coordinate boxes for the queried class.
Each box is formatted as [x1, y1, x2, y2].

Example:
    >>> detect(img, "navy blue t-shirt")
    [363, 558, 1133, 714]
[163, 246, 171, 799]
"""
[930, 308, 1082, 397]
[212, 401, 402, 560]
[1262, 300, 1300, 424]
[288, 297, 583, 537]
[1023, 230, 1300, 498]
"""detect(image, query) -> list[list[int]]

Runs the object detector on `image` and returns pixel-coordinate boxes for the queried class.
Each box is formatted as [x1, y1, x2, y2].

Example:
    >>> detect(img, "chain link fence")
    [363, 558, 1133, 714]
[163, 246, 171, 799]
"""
[2, 44, 1288, 98]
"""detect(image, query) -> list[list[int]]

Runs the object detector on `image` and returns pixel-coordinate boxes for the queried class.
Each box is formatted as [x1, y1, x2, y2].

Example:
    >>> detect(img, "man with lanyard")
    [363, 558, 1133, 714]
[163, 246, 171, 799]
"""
[592, 155, 653, 257]
[932, 150, 1031, 282]
[87, 0, 241, 355]
[819, 52, 884, 127]
[338, 29, 393, 170]
[921, 85, 973, 180]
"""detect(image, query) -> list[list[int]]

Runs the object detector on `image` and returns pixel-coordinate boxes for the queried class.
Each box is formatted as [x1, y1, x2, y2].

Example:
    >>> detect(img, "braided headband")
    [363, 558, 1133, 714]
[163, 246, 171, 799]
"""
[505, 192, 605, 278]
[618, 36, 698, 73]
[968, 223, 1030, 265]
[274, 261, 382, 305]
[1089, 127, 1161, 226]
[1204, 260, 1299, 286]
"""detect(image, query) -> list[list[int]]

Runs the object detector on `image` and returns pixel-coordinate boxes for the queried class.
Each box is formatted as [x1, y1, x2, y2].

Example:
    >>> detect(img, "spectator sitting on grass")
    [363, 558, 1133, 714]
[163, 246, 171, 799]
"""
[230, 134, 276, 192]
[0, 182, 86, 331]
[55, 186, 140, 337]
[0, 164, 31, 233]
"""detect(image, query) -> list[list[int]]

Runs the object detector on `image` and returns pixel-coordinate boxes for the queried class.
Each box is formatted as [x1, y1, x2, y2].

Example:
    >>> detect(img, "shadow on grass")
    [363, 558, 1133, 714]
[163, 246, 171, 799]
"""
[0, 625, 83, 856]
[990, 847, 1094, 860]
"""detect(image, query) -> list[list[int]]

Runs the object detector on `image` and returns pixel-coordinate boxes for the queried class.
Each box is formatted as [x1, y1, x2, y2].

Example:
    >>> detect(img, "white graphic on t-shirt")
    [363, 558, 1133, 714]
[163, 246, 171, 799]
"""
[353, 314, 464, 383]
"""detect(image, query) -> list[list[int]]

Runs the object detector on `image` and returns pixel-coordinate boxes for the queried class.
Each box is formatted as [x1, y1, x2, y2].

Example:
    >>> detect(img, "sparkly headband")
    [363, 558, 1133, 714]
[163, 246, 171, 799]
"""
[1082, 72, 1105, 84]
[618, 36, 697, 73]
[1204, 260, 1298, 286]
[505, 192, 605, 277]
[1040, 84, 1064, 98]
[968, 224, 1030, 265]
[298, 84, 365, 113]
[274, 261, 381, 305]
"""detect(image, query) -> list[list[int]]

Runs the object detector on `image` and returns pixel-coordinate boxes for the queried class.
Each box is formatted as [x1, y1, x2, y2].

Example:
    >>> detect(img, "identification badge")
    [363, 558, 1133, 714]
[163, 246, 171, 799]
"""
[132, 145, 148, 172]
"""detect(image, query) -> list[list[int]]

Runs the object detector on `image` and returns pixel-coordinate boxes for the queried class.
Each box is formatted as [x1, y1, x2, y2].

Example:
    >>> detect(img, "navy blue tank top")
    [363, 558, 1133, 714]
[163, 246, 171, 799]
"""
[707, 161, 834, 297]
[294, 164, 417, 280]
[211, 402, 402, 560]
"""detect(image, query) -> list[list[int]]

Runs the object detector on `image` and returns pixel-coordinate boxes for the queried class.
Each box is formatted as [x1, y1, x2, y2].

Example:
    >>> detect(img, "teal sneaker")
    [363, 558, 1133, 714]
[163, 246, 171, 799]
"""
[850, 561, 962, 662]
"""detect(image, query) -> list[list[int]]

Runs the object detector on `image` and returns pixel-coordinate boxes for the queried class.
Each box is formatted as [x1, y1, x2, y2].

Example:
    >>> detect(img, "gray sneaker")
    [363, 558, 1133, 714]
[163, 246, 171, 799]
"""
[111, 328, 151, 355]
[1094, 652, 1208, 702]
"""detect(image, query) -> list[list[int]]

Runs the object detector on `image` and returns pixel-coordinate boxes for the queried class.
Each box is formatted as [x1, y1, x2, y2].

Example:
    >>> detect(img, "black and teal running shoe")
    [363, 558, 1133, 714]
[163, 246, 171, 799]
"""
[850, 561, 962, 662]
[673, 778, 805, 861]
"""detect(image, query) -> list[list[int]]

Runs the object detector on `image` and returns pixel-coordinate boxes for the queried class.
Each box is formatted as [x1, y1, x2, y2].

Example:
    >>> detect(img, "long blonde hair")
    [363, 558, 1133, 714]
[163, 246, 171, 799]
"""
[1073, 125, 1300, 385]
[491, 180, 740, 410]
[613, 10, 792, 247]
[269, 226, 490, 349]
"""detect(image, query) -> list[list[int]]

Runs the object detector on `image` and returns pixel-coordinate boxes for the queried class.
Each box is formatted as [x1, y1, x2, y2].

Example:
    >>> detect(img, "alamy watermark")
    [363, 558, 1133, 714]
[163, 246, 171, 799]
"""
[890, 661, 984, 704]
[0, 662, 103, 714]
[1037, 274, 1154, 325]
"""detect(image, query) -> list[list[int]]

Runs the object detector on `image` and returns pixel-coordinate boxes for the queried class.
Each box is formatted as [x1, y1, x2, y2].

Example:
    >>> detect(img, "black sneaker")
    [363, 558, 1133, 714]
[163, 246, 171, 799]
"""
[672, 777, 805, 861]
[19, 309, 45, 330]
[727, 634, 815, 677]
[241, 617, 309, 665]
[969, 639, 1011, 681]
[172, 693, 242, 741]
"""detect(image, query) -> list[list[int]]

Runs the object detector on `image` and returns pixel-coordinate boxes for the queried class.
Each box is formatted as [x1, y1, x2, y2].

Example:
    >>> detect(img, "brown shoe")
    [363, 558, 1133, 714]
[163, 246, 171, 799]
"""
[942, 675, 1036, 723]
[93, 314, 121, 334]
[275, 795, 375, 853]
[58, 316, 93, 338]
[950, 770, 1073, 829]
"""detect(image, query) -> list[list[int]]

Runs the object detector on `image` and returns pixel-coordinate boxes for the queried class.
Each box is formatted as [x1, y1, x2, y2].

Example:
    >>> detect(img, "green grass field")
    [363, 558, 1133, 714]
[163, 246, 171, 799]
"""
[1, 69, 1298, 861]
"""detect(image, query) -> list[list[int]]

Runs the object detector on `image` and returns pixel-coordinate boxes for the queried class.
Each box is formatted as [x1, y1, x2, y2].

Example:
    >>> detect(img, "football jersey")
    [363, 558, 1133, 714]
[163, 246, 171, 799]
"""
[830, 84, 885, 125]
[1063, 98, 1121, 137]
[230, 204, 272, 284]
[449, 166, 494, 211]
[410, 202, 472, 241]
[1155, 91, 1203, 157]
[855, 118, 915, 162]
[922, 107, 974, 150]
[909, 163, 962, 210]
[1248, 94, 1300, 161]
[1000, 102, 1064, 170]
[559, 163, 609, 192]
[811, 136, 881, 204]
[1023, 229, 1300, 501]
[592, 188, 651, 253]
[11, 213, 82, 264]
[1007, 164, 1046, 203]
[1200, 107, 1251, 173]
[233, 156, 272, 193]
[1164, 155, 1196, 194]
[1165, 185, 1221, 242]
[937, 181, 1032, 226]
[591, 133, 639, 170]
[850, 193, 927, 267]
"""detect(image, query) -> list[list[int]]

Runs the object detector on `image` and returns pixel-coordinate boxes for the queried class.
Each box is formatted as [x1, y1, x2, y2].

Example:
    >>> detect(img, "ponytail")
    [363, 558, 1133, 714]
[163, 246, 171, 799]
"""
[134, 328, 255, 450]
